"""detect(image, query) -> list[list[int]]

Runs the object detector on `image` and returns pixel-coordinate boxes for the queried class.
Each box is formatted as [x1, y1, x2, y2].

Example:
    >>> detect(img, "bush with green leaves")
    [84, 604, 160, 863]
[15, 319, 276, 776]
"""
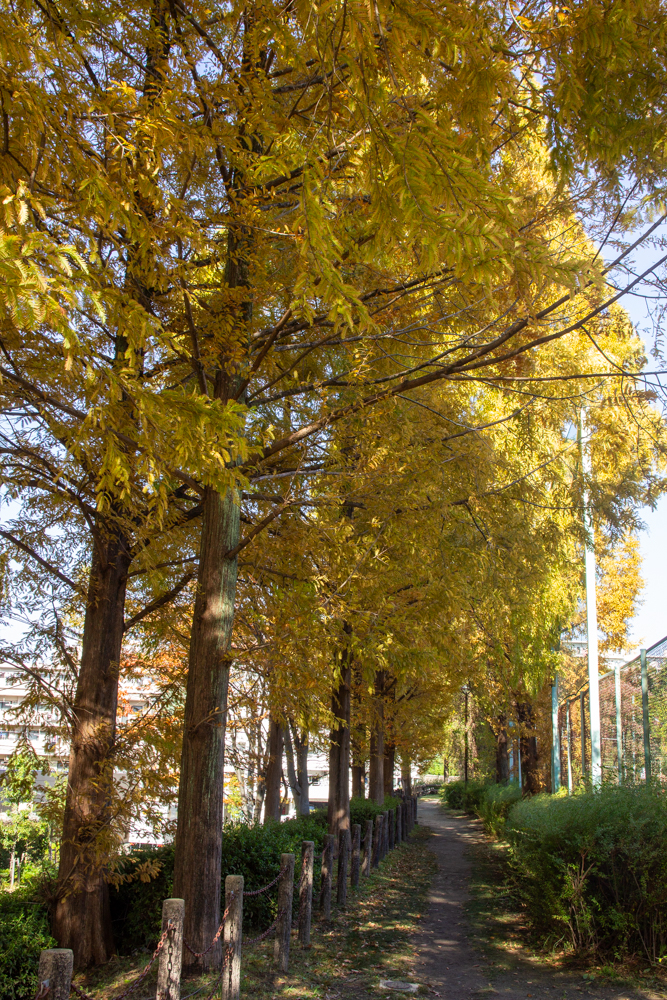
[110, 811, 329, 954]
[441, 779, 488, 813]
[477, 783, 523, 837]
[505, 784, 667, 960]
[349, 794, 401, 827]
[0, 887, 55, 1000]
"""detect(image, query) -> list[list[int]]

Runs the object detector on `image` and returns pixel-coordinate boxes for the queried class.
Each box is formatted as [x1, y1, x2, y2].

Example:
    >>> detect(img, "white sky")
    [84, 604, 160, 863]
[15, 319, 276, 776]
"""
[611, 230, 667, 650]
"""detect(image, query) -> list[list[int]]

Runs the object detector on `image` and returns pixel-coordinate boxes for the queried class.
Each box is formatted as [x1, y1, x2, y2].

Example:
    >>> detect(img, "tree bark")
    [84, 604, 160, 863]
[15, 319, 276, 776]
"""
[327, 652, 352, 840]
[52, 531, 131, 967]
[495, 715, 510, 784]
[284, 721, 310, 816]
[172, 487, 240, 970]
[351, 763, 365, 798]
[368, 672, 385, 805]
[264, 716, 284, 823]
[400, 755, 412, 796]
[383, 742, 395, 798]
[518, 701, 540, 794]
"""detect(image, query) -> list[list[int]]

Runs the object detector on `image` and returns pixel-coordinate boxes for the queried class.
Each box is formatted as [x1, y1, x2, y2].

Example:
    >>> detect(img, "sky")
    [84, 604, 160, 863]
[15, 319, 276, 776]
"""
[611, 231, 667, 651]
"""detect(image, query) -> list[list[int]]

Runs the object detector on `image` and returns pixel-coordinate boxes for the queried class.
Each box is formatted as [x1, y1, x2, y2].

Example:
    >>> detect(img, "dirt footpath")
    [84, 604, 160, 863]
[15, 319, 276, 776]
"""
[413, 798, 665, 1000]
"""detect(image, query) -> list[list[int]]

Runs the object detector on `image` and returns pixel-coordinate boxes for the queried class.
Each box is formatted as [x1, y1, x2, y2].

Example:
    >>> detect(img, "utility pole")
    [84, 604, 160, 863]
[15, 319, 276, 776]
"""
[551, 675, 561, 793]
[463, 685, 469, 786]
[579, 409, 602, 788]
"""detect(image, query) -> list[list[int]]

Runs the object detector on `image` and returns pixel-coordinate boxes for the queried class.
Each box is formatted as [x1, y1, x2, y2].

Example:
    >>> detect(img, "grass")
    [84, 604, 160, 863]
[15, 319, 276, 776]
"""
[72, 826, 435, 1000]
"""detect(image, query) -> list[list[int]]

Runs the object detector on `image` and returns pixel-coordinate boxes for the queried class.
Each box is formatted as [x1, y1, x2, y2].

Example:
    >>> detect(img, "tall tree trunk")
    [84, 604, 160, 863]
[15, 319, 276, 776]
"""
[383, 741, 395, 798]
[52, 532, 131, 967]
[285, 721, 310, 816]
[264, 716, 284, 822]
[328, 652, 352, 840]
[518, 701, 540, 794]
[401, 755, 412, 796]
[351, 763, 365, 798]
[368, 671, 385, 805]
[172, 487, 240, 970]
[350, 667, 365, 798]
[495, 714, 510, 784]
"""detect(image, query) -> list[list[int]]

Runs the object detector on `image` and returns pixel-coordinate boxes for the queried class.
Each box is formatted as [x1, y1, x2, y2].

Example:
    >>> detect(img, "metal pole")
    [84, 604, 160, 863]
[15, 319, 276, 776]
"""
[566, 701, 573, 795]
[580, 689, 587, 777]
[579, 409, 602, 787]
[614, 661, 623, 785]
[552, 675, 561, 793]
[641, 648, 652, 782]
[464, 686, 469, 786]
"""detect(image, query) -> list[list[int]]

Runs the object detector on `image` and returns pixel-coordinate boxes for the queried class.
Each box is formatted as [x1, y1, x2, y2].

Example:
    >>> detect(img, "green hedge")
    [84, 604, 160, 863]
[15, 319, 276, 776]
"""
[506, 784, 667, 960]
[441, 779, 488, 813]
[477, 784, 523, 837]
[441, 780, 522, 837]
[110, 812, 329, 954]
[0, 888, 55, 1000]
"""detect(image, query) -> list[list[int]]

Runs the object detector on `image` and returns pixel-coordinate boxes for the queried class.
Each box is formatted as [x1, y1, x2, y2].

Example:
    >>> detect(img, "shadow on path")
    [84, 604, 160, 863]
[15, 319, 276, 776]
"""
[413, 798, 664, 1000]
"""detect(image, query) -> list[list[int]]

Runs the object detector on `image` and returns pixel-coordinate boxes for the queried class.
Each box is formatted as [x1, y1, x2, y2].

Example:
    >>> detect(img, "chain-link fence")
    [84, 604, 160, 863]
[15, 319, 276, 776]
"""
[557, 635, 667, 788]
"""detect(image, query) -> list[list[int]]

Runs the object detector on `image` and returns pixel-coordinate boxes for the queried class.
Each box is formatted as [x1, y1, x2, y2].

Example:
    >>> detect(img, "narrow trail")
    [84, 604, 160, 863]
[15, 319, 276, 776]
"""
[412, 798, 664, 1000]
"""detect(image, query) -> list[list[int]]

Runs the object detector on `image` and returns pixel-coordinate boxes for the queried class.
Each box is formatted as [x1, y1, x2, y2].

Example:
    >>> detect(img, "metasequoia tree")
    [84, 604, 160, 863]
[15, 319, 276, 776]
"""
[4, 0, 667, 965]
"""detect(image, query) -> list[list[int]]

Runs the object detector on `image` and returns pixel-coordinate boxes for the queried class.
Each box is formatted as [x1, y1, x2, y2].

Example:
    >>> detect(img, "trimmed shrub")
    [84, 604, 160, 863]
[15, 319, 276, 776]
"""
[0, 889, 55, 1000]
[441, 779, 488, 813]
[505, 784, 667, 960]
[350, 795, 401, 827]
[478, 783, 522, 837]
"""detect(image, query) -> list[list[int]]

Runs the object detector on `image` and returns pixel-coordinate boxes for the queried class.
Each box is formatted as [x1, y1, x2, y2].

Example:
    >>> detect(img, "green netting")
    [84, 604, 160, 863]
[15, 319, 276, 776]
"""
[557, 635, 667, 788]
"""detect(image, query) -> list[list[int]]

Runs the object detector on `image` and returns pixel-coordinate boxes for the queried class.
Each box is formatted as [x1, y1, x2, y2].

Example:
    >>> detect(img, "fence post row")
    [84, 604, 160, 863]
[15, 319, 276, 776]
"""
[336, 828, 349, 908]
[350, 823, 361, 887]
[274, 854, 294, 973]
[37, 799, 416, 1000]
[371, 813, 382, 867]
[362, 819, 373, 876]
[299, 840, 314, 948]
[156, 898, 184, 1000]
[320, 833, 334, 920]
[222, 875, 244, 1000]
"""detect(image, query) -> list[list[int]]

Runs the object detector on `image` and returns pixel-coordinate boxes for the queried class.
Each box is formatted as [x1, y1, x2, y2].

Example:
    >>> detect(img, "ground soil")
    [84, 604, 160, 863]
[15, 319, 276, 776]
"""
[414, 797, 667, 1000]
[69, 800, 667, 1000]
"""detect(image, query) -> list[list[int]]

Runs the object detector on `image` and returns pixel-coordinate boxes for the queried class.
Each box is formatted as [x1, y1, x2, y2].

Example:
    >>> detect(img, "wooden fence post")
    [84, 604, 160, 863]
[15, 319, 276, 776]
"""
[350, 823, 361, 887]
[381, 811, 389, 859]
[336, 829, 349, 908]
[372, 813, 382, 867]
[362, 820, 373, 877]
[36, 950, 73, 1000]
[402, 800, 409, 836]
[299, 841, 314, 947]
[413, 795, 418, 824]
[388, 809, 395, 851]
[155, 898, 184, 1000]
[396, 802, 402, 844]
[320, 834, 334, 920]
[222, 875, 244, 1000]
[275, 853, 295, 973]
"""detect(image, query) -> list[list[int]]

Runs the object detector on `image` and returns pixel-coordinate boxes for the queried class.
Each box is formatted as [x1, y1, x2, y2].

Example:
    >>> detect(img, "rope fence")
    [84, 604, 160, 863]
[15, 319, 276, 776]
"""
[32, 794, 419, 1000]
